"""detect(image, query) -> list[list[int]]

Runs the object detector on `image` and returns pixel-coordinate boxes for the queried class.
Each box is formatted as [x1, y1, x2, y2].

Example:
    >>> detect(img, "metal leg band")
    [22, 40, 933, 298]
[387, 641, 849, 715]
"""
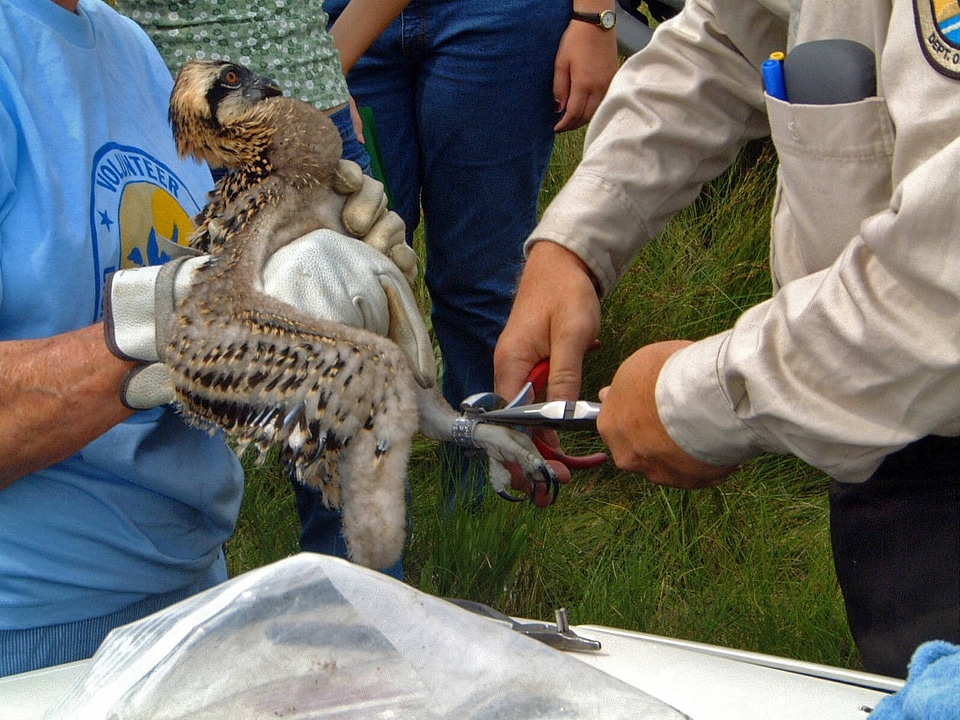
[450, 416, 481, 448]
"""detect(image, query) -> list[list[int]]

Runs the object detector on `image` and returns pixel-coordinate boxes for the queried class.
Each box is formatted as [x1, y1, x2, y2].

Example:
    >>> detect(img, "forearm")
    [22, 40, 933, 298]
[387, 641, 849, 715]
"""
[573, 0, 613, 10]
[659, 159, 960, 482]
[0, 323, 135, 488]
[329, 0, 411, 75]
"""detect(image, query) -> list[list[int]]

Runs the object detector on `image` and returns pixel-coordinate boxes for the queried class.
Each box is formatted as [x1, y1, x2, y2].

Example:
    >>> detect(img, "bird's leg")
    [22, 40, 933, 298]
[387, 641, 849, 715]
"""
[415, 384, 558, 500]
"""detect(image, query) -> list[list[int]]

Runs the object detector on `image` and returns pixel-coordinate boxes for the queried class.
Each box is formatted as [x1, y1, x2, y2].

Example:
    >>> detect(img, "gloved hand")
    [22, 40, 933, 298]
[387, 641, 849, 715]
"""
[261, 229, 435, 389]
[104, 229, 437, 410]
[103, 256, 204, 409]
[332, 159, 418, 283]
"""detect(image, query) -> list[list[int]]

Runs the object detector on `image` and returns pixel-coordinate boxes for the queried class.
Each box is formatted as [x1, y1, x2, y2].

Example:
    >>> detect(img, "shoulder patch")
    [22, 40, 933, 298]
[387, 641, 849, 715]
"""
[915, 0, 960, 78]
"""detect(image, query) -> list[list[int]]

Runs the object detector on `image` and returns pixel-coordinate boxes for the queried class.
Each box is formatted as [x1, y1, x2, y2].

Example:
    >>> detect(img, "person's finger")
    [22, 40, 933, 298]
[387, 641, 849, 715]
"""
[554, 89, 589, 132]
[545, 341, 586, 402]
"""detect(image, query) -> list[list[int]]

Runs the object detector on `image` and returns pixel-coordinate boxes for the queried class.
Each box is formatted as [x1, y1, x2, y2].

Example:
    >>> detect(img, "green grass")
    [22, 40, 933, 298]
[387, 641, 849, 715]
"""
[227, 135, 860, 671]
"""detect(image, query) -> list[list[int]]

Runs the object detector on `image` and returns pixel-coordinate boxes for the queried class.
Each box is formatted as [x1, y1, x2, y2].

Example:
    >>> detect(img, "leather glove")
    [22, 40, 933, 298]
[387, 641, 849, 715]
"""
[103, 256, 204, 409]
[104, 229, 437, 410]
[260, 229, 436, 388]
[333, 159, 418, 283]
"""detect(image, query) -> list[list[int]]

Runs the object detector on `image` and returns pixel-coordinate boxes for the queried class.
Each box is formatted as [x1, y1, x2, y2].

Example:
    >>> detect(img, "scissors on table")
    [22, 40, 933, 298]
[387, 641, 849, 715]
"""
[459, 359, 608, 506]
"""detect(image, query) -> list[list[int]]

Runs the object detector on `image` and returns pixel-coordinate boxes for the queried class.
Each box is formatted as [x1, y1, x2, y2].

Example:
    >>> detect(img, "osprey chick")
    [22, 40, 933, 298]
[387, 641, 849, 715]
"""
[163, 60, 556, 569]
[169, 60, 346, 255]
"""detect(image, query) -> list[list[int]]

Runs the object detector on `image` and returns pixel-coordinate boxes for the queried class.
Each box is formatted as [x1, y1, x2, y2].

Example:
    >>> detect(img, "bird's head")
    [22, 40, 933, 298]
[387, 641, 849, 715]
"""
[169, 60, 284, 168]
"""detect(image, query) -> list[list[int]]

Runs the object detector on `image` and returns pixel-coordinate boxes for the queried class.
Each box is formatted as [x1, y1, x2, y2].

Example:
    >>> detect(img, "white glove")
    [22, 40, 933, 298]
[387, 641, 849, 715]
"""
[333, 159, 418, 283]
[260, 229, 436, 388]
[103, 256, 205, 409]
[104, 229, 436, 410]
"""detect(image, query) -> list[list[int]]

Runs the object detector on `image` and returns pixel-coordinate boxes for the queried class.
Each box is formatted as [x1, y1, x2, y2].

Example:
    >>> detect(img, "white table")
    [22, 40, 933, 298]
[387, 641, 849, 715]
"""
[572, 625, 901, 719]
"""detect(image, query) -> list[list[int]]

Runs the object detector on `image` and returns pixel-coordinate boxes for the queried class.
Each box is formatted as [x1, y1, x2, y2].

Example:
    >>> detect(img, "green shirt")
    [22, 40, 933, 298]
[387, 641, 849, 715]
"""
[116, 0, 350, 111]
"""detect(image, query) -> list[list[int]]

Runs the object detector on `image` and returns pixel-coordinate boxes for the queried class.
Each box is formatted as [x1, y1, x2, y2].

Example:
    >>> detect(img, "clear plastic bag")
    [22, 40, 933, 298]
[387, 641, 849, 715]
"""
[47, 554, 687, 719]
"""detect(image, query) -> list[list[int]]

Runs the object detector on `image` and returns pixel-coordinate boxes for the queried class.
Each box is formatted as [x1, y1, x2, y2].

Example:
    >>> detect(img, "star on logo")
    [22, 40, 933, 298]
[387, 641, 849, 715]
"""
[98, 210, 114, 231]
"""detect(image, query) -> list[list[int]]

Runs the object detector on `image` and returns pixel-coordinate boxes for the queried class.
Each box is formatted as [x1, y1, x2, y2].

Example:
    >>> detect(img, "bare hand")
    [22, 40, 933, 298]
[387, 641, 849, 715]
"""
[494, 242, 601, 402]
[597, 340, 736, 488]
[552, 21, 619, 133]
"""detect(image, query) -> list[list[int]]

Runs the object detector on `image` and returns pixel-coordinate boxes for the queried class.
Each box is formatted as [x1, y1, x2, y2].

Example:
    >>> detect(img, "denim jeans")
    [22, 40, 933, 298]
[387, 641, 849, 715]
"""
[326, 0, 570, 498]
[329, 104, 371, 175]
[294, 0, 570, 565]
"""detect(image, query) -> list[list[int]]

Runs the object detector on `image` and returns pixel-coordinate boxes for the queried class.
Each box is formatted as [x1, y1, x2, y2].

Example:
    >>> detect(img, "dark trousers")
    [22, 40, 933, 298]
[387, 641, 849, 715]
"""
[830, 435, 960, 678]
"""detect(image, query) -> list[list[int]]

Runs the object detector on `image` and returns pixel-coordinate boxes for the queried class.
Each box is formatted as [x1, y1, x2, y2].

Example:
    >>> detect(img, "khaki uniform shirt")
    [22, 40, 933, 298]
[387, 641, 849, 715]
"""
[532, 0, 960, 481]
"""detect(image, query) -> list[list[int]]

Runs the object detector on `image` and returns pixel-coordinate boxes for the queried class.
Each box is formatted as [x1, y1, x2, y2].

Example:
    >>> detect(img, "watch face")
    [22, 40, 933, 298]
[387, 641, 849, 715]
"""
[600, 10, 617, 29]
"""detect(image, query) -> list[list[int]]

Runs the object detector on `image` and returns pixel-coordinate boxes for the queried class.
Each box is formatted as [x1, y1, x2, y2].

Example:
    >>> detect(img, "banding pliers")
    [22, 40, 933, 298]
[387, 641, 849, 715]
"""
[456, 359, 608, 505]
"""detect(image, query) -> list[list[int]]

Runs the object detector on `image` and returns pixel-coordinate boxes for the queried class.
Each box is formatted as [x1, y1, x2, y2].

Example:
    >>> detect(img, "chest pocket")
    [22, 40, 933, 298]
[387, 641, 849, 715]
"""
[766, 94, 895, 290]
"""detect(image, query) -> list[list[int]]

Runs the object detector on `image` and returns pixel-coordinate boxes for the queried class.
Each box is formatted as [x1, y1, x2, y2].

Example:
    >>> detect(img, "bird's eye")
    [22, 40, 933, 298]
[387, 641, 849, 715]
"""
[222, 67, 241, 87]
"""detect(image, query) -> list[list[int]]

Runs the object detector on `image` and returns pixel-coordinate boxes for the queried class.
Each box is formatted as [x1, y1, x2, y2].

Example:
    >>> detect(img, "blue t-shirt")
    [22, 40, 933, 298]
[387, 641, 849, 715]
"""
[0, 0, 244, 629]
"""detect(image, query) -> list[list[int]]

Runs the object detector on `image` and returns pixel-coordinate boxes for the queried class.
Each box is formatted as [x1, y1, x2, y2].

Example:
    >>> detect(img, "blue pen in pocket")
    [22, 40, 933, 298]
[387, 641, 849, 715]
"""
[762, 51, 788, 101]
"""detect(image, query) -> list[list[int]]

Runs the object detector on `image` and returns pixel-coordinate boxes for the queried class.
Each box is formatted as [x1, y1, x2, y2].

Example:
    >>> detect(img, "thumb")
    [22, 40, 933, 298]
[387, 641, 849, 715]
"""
[494, 349, 542, 403]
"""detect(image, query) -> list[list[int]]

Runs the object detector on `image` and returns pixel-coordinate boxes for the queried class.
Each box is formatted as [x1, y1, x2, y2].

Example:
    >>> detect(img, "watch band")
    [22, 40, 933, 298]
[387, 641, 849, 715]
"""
[571, 9, 617, 30]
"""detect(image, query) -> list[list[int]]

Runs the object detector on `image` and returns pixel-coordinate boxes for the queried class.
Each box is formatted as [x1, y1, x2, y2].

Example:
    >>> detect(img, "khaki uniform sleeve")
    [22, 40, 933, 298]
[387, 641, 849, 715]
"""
[661, 134, 960, 482]
[537, 0, 960, 482]
[529, 0, 781, 296]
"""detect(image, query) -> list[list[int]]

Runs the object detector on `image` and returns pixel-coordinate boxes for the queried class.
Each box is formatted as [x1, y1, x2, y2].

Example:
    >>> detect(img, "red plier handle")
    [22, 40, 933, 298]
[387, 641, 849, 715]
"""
[524, 357, 551, 398]
[505, 359, 608, 506]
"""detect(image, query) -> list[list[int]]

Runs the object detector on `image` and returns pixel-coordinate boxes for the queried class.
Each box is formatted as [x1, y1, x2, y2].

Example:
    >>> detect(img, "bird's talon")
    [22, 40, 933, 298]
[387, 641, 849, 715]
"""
[540, 463, 557, 483]
[549, 477, 560, 504]
[539, 463, 560, 504]
[497, 489, 527, 503]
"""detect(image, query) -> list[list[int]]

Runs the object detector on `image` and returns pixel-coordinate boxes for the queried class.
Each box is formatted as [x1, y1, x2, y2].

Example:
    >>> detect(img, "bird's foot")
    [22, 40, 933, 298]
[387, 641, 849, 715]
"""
[470, 423, 561, 508]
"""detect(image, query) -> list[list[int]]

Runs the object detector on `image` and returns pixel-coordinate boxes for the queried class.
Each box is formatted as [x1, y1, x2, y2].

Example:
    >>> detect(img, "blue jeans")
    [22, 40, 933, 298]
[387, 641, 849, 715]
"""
[329, 104, 371, 174]
[326, 0, 569, 499]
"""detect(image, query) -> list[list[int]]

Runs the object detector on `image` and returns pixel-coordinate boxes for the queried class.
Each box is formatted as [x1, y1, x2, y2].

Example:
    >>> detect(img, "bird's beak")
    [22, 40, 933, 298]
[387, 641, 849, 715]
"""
[246, 73, 283, 102]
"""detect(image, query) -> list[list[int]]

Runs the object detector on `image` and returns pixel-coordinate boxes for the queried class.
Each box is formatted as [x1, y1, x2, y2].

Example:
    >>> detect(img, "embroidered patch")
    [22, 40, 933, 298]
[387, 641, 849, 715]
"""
[915, 0, 960, 77]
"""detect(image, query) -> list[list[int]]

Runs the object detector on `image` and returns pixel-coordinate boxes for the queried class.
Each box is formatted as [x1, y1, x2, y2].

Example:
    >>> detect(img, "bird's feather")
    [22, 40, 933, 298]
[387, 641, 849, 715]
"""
[164, 60, 555, 568]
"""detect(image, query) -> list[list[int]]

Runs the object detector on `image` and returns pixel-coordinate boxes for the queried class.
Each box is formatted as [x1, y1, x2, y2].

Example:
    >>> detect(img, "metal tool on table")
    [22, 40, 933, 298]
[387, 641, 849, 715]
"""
[446, 598, 602, 653]
[458, 359, 608, 504]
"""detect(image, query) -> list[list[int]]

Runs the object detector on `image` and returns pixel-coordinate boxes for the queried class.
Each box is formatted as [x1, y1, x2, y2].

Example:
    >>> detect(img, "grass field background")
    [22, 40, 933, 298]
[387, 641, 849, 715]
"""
[227, 132, 861, 671]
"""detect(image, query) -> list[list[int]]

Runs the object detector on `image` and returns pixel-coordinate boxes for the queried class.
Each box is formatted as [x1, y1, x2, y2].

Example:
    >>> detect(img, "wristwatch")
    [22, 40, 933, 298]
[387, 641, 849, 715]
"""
[571, 9, 617, 30]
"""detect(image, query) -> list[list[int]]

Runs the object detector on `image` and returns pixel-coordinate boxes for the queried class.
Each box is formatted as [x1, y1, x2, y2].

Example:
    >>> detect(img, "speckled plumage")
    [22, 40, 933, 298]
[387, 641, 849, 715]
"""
[164, 61, 555, 568]
[166, 61, 415, 568]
